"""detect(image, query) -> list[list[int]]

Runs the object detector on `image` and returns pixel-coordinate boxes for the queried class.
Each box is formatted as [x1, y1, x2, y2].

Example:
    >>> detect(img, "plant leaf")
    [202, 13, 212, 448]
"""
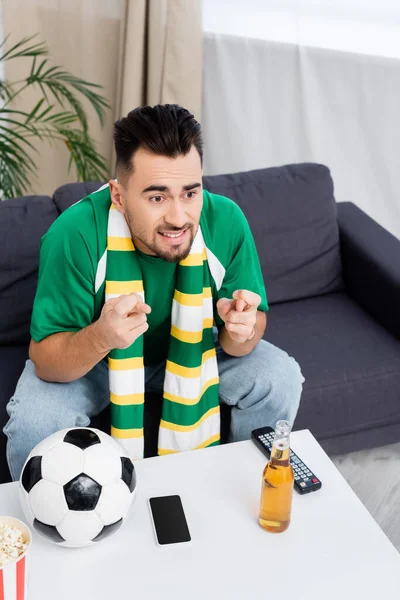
[0, 140, 37, 198]
[0, 35, 48, 62]
[0, 81, 13, 102]
[0, 35, 111, 197]
[25, 98, 46, 123]
[56, 127, 110, 181]
[0, 122, 37, 150]
[27, 63, 110, 128]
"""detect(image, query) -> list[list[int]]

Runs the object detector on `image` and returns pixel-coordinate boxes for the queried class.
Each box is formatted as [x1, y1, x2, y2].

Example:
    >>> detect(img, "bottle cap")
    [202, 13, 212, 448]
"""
[275, 420, 291, 436]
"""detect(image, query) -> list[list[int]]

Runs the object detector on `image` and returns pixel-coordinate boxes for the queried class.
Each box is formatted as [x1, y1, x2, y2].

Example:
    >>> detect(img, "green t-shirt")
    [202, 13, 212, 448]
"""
[30, 186, 268, 365]
[135, 248, 177, 365]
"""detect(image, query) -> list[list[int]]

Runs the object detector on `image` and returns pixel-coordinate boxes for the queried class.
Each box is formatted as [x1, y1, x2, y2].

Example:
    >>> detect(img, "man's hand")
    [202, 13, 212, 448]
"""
[30, 293, 152, 383]
[217, 290, 261, 344]
[93, 293, 151, 353]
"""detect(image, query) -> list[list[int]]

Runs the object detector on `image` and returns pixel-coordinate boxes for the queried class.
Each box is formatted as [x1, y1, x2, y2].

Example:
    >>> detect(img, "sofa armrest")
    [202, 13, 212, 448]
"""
[337, 202, 400, 339]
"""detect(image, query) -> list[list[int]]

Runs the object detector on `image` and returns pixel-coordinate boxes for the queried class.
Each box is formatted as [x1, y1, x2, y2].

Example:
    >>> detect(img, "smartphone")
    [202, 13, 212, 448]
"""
[148, 495, 191, 546]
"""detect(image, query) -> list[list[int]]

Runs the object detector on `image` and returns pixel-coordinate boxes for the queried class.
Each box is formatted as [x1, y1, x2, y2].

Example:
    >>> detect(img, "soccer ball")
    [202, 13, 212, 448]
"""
[19, 428, 136, 548]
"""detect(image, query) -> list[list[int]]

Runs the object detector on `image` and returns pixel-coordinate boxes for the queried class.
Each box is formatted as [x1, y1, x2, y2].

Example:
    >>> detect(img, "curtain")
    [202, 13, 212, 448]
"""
[2, 0, 203, 196]
[118, 0, 203, 119]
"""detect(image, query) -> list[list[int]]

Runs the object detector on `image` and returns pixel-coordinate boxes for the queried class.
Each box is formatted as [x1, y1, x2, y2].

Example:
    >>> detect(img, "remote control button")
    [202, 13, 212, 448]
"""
[299, 482, 306, 487]
[312, 478, 319, 483]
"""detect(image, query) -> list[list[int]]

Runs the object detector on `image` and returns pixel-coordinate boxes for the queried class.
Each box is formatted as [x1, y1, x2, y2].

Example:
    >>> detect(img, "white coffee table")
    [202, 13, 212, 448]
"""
[1, 430, 399, 599]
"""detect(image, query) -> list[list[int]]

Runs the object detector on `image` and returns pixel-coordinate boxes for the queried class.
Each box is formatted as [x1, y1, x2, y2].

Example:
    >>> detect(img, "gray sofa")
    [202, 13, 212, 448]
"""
[1, 163, 400, 483]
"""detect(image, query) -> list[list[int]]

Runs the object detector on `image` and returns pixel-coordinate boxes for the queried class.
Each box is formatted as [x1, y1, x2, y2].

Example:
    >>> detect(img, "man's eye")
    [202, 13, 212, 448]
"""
[151, 196, 164, 203]
[186, 191, 197, 199]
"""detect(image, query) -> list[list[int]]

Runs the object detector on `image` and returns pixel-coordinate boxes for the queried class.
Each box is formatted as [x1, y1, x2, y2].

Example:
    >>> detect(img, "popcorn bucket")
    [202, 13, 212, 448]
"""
[0, 517, 31, 600]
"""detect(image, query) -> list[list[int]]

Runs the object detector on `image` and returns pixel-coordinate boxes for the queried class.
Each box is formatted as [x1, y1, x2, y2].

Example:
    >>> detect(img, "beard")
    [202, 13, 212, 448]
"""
[125, 212, 195, 263]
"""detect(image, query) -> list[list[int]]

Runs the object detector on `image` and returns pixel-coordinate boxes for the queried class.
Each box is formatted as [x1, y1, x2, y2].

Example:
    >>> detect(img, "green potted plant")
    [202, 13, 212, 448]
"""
[0, 35, 111, 199]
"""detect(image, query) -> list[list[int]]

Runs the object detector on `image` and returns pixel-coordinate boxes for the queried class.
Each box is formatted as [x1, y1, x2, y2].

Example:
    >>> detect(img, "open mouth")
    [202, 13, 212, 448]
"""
[158, 229, 188, 243]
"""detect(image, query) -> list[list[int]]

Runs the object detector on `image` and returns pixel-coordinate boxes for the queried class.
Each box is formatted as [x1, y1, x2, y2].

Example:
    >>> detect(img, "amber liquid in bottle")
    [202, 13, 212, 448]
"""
[259, 421, 294, 533]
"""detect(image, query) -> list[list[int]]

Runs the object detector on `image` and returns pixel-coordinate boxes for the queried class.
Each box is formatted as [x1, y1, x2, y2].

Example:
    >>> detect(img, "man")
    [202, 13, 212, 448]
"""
[4, 104, 304, 480]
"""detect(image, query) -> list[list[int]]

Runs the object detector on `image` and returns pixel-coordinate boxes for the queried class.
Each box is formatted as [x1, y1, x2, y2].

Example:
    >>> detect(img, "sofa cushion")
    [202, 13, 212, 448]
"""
[53, 181, 104, 213]
[203, 163, 343, 304]
[0, 196, 58, 344]
[265, 293, 400, 443]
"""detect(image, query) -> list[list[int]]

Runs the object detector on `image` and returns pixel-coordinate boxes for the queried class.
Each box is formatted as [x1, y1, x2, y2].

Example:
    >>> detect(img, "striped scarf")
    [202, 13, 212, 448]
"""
[106, 204, 221, 458]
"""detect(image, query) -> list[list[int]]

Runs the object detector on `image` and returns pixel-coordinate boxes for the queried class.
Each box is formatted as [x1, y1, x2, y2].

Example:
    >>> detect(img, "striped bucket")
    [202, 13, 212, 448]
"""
[0, 517, 31, 600]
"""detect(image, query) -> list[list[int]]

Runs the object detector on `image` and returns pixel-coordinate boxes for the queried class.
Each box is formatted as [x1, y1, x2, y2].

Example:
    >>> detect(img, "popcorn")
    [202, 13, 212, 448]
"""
[0, 522, 29, 567]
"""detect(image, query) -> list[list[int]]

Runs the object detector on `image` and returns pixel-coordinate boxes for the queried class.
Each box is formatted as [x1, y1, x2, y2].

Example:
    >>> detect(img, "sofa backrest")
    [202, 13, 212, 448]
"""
[203, 163, 343, 304]
[52, 181, 104, 213]
[0, 195, 58, 344]
[0, 163, 343, 345]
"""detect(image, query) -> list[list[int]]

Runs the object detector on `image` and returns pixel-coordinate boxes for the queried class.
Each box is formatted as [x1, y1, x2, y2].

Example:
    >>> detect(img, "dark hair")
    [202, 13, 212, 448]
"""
[113, 104, 203, 179]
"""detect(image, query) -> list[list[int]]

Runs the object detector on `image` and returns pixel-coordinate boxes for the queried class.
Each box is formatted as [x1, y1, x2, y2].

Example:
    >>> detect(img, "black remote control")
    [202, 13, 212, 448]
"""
[251, 426, 322, 495]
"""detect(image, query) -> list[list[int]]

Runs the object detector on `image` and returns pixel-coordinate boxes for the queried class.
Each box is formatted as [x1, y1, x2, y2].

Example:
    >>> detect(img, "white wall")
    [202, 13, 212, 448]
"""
[203, 0, 400, 59]
[201, 2, 400, 239]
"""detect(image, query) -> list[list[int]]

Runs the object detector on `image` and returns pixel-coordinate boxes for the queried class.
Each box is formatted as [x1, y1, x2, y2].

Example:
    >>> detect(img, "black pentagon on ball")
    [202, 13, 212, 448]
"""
[64, 474, 102, 511]
[93, 519, 123, 542]
[121, 457, 136, 493]
[33, 519, 65, 543]
[63, 428, 101, 450]
[21, 456, 42, 493]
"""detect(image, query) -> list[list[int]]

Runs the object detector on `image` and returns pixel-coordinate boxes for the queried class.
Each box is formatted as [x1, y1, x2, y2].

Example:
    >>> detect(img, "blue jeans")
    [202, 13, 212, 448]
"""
[4, 339, 304, 480]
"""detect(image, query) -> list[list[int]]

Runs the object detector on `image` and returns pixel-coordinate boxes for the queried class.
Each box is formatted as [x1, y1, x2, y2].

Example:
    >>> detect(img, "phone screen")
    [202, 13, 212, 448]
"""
[149, 495, 191, 545]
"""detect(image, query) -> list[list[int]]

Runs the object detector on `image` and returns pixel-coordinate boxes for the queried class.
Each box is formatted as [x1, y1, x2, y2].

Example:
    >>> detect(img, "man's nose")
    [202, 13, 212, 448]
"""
[165, 200, 187, 229]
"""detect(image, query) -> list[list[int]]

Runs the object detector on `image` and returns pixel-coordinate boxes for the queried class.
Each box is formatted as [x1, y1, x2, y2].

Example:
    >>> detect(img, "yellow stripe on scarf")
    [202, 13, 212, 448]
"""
[106, 280, 144, 295]
[179, 249, 207, 267]
[174, 287, 212, 307]
[160, 406, 220, 432]
[111, 426, 144, 439]
[164, 377, 220, 405]
[110, 392, 144, 405]
[166, 348, 216, 378]
[158, 433, 221, 455]
[107, 236, 135, 251]
[195, 433, 221, 449]
[171, 319, 214, 343]
[108, 357, 144, 371]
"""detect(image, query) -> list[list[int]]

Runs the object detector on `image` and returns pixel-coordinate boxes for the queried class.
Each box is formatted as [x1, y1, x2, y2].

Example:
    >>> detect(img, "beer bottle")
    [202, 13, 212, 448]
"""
[259, 420, 294, 533]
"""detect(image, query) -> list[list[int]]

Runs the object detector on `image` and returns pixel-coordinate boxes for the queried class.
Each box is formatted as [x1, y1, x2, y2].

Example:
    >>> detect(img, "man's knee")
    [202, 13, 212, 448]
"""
[4, 360, 93, 480]
[266, 351, 304, 421]
[250, 343, 304, 414]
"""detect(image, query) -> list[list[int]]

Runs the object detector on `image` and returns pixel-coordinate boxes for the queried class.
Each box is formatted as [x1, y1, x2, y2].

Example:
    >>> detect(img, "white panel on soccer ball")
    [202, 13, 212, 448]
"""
[23, 429, 69, 465]
[83, 443, 122, 486]
[29, 480, 68, 526]
[41, 442, 83, 485]
[57, 510, 103, 547]
[96, 479, 133, 526]
[125, 488, 137, 519]
[18, 486, 35, 525]
[94, 430, 130, 458]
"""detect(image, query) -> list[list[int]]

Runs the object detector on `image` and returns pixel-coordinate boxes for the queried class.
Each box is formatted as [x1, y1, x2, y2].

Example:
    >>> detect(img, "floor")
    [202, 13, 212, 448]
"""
[332, 442, 400, 552]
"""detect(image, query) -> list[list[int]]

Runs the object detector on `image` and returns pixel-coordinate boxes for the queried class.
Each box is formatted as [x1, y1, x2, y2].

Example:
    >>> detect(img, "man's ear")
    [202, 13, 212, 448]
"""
[109, 179, 125, 214]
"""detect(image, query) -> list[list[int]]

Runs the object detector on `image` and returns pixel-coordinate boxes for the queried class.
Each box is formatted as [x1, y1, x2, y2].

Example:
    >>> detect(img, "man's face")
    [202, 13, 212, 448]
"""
[109, 146, 203, 262]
